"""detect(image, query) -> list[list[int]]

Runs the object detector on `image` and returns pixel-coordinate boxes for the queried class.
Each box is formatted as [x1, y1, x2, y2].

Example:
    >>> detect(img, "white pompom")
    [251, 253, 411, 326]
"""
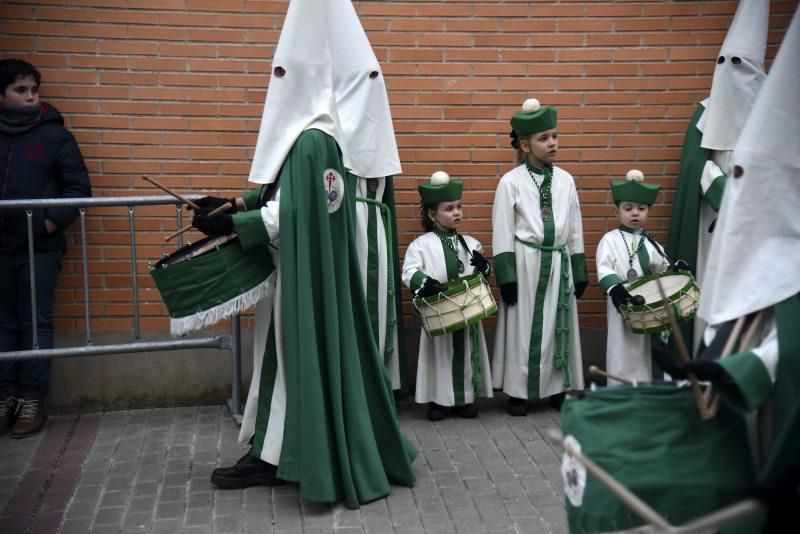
[522, 98, 541, 113]
[430, 171, 450, 185]
[626, 169, 644, 182]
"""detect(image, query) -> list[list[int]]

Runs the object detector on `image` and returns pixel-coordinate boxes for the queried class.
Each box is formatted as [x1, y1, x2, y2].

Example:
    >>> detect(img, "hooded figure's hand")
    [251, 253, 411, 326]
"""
[193, 213, 234, 237]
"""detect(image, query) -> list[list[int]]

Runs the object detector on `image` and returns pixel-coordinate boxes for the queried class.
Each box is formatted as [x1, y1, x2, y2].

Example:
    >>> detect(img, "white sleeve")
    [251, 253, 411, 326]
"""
[401, 239, 426, 290]
[568, 184, 585, 255]
[491, 176, 517, 257]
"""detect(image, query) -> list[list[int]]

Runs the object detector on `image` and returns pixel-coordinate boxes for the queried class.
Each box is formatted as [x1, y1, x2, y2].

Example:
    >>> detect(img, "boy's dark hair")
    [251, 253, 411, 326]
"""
[419, 202, 437, 232]
[0, 58, 41, 95]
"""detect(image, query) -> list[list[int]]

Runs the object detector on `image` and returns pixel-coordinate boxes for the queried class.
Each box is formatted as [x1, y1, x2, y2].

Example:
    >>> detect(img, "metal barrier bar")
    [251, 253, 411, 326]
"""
[0, 195, 244, 422]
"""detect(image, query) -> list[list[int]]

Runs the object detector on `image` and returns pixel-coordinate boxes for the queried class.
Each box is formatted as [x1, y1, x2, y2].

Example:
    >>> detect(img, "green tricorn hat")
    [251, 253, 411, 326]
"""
[418, 171, 463, 204]
[611, 170, 662, 205]
[510, 98, 557, 136]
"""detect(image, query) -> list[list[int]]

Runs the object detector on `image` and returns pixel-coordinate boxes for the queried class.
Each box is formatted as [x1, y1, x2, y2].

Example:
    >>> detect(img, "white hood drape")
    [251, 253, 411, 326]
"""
[247, 0, 401, 185]
[699, 0, 770, 152]
[699, 6, 800, 325]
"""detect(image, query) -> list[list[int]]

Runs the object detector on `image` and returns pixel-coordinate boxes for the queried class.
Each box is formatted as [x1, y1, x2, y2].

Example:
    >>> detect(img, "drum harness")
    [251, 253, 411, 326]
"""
[514, 235, 572, 388]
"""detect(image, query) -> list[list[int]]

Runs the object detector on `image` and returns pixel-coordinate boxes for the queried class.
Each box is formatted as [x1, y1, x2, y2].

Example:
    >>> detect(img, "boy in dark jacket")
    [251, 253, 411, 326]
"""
[0, 58, 91, 437]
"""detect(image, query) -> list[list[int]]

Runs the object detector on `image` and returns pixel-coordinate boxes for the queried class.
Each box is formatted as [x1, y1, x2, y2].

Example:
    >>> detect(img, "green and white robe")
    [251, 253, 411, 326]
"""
[596, 226, 670, 383]
[355, 177, 404, 391]
[402, 232, 493, 406]
[234, 129, 416, 509]
[491, 164, 587, 400]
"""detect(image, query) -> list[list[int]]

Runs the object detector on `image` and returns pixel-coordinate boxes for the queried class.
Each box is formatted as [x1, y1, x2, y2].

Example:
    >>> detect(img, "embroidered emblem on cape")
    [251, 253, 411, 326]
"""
[367, 177, 379, 193]
[323, 168, 345, 213]
[561, 435, 587, 507]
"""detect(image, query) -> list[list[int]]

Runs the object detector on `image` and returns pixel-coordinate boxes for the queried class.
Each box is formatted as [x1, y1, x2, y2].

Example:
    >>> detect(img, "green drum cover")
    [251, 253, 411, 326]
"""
[561, 385, 754, 532]
[151, 238, 273, 319]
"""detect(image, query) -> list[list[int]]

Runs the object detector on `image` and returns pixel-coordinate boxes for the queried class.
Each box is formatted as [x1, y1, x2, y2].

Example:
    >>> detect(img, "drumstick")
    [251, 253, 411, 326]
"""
[589, 365, 632, 385]
[653, 276, 714, 421]
[142, 175, 201, 210]
[546, 430, 672, 531]
[164, 202, 233, 242]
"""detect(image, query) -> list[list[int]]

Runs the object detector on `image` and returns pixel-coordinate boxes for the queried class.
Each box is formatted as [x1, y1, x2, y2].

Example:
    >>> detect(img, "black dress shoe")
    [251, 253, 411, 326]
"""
[210, 451, 283, 489]
[427, 402, 448, 421]
[506, 396, 528, 416]
[452, 403, 478, 418]
[548, 392, 566, 411]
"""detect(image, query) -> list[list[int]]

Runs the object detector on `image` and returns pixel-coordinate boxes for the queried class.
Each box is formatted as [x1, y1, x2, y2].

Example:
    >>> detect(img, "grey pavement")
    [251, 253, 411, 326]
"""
[1, 400, 568, 533]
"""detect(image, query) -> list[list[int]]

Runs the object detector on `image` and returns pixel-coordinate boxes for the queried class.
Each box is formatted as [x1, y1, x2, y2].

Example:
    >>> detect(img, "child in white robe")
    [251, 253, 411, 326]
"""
[596, 170, 687, 383]
[402, 171, 493, 421]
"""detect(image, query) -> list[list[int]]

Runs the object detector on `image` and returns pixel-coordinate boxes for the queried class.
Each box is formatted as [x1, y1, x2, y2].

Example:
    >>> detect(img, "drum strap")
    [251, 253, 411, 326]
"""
[356, 196, 396, 366]
[515, 236, 572, 387]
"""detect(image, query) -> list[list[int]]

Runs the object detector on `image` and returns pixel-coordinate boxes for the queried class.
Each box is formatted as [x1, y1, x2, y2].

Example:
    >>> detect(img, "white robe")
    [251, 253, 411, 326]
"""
[401, 232, 493, 406]
[491, 164, 585, 399]
[596, 228, 670, 383]
[355, 177, 401, 390]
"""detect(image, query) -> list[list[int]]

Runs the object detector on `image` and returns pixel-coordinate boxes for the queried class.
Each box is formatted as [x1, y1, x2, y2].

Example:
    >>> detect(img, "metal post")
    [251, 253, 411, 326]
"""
[26, 210, 39, 349]
[128, 205, 140, 341]
[176, 203, 184, 248]
[228, 314, 243, 424]
[80, 208, 92, 345]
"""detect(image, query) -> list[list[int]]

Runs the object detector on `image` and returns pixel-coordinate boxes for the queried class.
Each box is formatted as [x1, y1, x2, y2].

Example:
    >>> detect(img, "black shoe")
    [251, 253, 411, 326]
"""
[506, 396, 528, 416]
[427, 403, 448, 421]
[210, 451, 283, 489]
[452, 403, 478, 418]
[548, 392, 566, 411]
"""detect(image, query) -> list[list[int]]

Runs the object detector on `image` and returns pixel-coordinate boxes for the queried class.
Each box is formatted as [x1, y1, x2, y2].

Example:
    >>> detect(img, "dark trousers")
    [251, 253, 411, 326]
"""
[0, 249, 63, 396]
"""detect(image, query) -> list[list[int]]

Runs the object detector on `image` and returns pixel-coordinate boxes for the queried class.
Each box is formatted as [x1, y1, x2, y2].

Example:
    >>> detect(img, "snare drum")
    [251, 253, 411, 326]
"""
[561, 383, 753, 532]
[620, 271, 700, 334]
[150, 234, 274, 335]
[413, 274, 496, 337]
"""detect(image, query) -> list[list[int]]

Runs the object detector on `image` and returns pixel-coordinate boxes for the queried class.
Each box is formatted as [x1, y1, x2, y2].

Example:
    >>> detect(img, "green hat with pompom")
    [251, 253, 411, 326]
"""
[418, 171, 463, 204]
[510, 98, 557, 136]
[611, 169, 662, 205]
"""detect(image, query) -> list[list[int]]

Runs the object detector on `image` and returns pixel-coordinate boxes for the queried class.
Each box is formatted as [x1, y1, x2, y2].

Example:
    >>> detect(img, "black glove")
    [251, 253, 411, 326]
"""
[574, 281, 587, 300]
[609, 284, 633, 312]
[500, 282, 518, 306]
[417, 277, 448, 298]
[187, 196, 237, 216]
[672, 259, 689, 272]
[193, 213, 234, 237]
[470, 252, 491, 278]
[683, 359, 729, 383]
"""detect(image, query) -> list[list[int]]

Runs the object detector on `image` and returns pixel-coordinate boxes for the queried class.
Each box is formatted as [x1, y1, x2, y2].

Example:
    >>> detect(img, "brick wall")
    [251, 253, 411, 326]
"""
[1, 0, 796, 334]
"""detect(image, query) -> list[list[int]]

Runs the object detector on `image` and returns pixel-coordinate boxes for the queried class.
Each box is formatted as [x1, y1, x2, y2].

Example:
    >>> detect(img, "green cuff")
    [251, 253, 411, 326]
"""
[717, 351, 772, 412]
[704, 174, 726, 212]
[242, 189, 262, 211]
[494, 252, 517, 286]
[410, 271, 428, 292]
[571, 253, 587, 285]
[232, 210, 270, 251]
[599, 274, 623, 294]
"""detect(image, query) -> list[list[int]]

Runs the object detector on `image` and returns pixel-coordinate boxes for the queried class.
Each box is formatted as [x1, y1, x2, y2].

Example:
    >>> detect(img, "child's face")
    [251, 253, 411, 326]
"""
[521, 128, 558, 166]
[1, 75, 39, 106]
[617, 202, 650, 229]
[431, 200, 462, 231]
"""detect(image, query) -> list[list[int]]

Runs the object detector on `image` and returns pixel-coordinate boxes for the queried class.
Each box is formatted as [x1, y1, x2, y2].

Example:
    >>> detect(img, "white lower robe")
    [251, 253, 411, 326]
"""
[402, 232, 493, 406]
[491, 164, 585, 399]
[596, 228, 670, 383]
[355, 177, 401, 390]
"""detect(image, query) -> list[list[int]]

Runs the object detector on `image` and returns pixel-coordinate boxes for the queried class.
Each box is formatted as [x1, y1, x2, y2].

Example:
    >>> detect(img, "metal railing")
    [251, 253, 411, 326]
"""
[0, 195, 243, 422]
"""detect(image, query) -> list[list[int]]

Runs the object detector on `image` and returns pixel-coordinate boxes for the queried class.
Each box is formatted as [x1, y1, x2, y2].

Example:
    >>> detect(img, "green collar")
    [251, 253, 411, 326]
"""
[618, 224, 645, 234]
[433, 227, 457, 238]
[525, 161, 552, 176]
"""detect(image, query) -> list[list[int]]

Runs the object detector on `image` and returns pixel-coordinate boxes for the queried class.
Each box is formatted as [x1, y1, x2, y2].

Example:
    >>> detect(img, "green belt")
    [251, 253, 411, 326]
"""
[515, 236, 572, 388]
[356, 196, 396, 366]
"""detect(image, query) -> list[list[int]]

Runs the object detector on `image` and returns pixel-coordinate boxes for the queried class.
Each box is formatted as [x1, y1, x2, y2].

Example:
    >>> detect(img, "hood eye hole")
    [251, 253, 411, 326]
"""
[273, 66, 286, 78]
[733, 165, 744, 178]
[369, 71, 379, 79]
[731, 56, 742, 65]
[717, 56, 725, 64]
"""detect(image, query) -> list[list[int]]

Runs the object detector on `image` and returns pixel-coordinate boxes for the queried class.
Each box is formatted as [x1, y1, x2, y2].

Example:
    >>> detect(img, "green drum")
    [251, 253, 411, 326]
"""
[151, 234, 275, 335]
[561, 384, 754, 532]
[412, 273, 496, 337]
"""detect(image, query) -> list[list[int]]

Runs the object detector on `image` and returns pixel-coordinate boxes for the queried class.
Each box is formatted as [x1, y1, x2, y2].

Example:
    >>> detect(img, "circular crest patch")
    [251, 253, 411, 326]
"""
[561, 435, 587, 507]
[322, 168, 345, 213]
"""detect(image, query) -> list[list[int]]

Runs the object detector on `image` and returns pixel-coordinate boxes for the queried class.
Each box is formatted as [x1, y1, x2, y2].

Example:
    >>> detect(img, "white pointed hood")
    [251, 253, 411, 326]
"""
[700, 0, 770, 151]
[699, 6, 800, 325]
[247, 0, 401, 184]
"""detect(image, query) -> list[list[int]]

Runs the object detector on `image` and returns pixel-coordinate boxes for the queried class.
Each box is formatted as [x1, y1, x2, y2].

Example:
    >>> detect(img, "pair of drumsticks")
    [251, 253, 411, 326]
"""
[142, 176, 233, 242]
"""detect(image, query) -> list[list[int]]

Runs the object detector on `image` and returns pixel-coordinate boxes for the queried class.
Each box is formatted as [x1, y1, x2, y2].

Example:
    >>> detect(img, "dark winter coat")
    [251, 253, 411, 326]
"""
[0, 102, 91, 253]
